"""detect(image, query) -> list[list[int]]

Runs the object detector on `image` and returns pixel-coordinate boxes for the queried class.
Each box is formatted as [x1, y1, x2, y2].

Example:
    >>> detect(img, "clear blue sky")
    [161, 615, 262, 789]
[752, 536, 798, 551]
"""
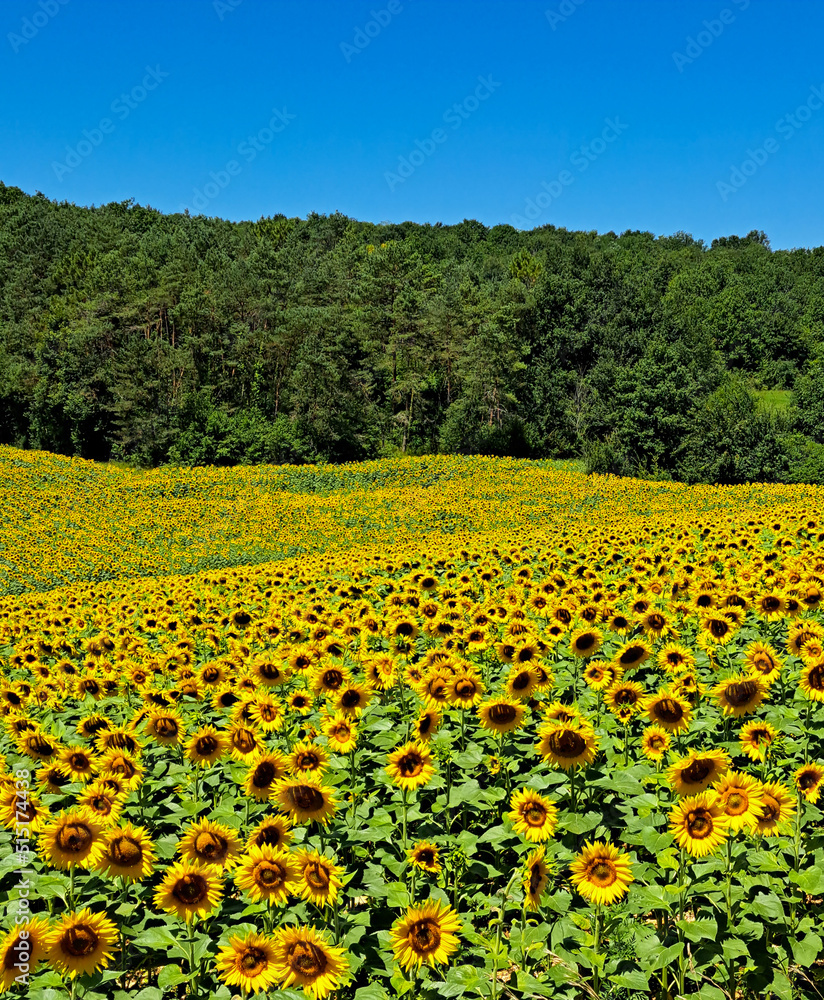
[2, 0, 823, 248]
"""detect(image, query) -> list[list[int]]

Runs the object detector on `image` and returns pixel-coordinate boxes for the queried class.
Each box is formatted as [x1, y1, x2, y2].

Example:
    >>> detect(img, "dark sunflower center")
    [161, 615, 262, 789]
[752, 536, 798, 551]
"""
[56, 822, 93, 854]
[619, 646, 645, 665]
[63, 926, 98, 957]
[173, 873, 207, 904]
[240, 947, 266, 972]
[202, 667, 220, 683]
[418, 715, 433, 734]
[259, 662, 280, 680]
[70, 753, 90, 769]
[3, 936, 25, 970]
[196, 736, 219, 755]
[233, 730, 257, 753]
[257, 863, 284, 887]
[808, 666, 824, 691]
[398, 752, 424, 778]
[529, 864, 543, 894]
[681, 760, 712, 784]
[455, 680, 476, 698]
[289, 941, 327, 976]
[686, 809, 713, 838]
[108, 836, 142, 866]
[749, 728, 771, 745]
[762, 597, 781, 611]
[547, 730, 586, 757]
[648, 736, 665, 750]
[524, 802, 547, 826]
[417, 849, 435, 865]
[253, 762, 276, 788]
[709, 620, 729, 637]
[89, 796, 113, 815]
[490, 703, 517, 724]
[341, 690, 361, 708]
[291, 786, 324, 811]
[256, 827, 283, 848]
[194, 832, 228, 861]
[322, 670, 344, 690]
[156, 718, 178, 737]
[409, 918, 441, 955]
[725, 681, 757, 706]
[297, 753, 320, 770]
[725, 792, 746, 814]
[654, 698, 683, 723]
[305, 862, 330, 890]
[614, 688, 638, 706]
[588, 860, 617, 885]
[760, 795, 779, 822]
[798, 770, 819, 790]
[576, 634, 596, 650]
[511, 671, 531, 690]
[648, 614, 666, 630]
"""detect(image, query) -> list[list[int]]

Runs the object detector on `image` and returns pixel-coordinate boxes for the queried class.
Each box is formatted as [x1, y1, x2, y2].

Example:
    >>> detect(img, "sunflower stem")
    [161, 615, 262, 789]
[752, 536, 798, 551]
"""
[676, 848, 687, 997]
[725, 836, 735, 999]
[401, 789, 409, 852]
[519, 902, 529, 972]
[185, 918, 199, 997]
[592, 903, 602, 995]
[69, 866, 75, 909]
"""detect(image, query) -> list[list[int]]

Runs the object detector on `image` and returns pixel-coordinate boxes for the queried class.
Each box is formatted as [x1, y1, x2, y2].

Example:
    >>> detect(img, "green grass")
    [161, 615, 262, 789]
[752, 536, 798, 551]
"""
[754, 389, 793, 411]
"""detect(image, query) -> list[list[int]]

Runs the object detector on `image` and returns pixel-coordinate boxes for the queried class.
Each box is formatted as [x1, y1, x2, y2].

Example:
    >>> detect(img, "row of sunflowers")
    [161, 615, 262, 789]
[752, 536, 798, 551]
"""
[0, 451, 823, 998]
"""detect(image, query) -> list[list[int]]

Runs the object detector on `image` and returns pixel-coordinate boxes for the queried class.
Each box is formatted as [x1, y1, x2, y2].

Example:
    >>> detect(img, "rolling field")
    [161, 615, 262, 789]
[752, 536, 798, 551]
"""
[0, 449, 823, 999]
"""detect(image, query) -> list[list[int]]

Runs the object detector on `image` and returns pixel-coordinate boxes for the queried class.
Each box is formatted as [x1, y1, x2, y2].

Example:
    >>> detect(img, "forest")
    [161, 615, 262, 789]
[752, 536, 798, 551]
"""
[1, 181, 823, 483]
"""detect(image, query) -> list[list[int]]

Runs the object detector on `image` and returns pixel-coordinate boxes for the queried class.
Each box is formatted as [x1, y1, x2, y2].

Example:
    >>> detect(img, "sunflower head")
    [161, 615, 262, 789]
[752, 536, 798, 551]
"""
[46, 908, 119, 979]
[569, 840, 634, 905]
[390, 900, 462, 970]
[215, 931, 281, 995]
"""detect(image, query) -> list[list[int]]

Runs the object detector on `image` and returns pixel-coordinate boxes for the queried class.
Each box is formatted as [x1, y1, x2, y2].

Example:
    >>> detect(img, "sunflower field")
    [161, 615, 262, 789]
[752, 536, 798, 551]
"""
[1, 449, 823, 999]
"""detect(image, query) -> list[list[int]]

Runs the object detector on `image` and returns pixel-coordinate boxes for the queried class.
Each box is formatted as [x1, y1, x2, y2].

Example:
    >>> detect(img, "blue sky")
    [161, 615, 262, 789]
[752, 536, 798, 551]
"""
[1, 0, 823, 248]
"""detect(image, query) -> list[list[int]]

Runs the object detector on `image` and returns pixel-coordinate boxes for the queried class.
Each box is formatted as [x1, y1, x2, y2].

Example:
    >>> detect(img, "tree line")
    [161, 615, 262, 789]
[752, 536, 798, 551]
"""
[1, 182, 823, 483]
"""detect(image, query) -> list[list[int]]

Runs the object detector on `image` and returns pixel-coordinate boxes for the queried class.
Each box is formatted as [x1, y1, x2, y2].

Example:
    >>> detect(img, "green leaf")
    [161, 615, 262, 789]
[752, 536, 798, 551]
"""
[640, 827, 673, 853]
[386, 883, 410, 908]
[353, 985, 391, 1000]
[562, 811, 601, 834]
[131, 925, 178, 950]
[749, 892, 784, 922]
[158, 965, 189, 988]
[789, 865, 824, 895]
[610, 969, 650, 991]
[770, 968, 793, 1000]
[791, 931, 823, 967]
[721, 938, 750, 961]
[676, 917, 718, 942]
[441, 964, 493, 997]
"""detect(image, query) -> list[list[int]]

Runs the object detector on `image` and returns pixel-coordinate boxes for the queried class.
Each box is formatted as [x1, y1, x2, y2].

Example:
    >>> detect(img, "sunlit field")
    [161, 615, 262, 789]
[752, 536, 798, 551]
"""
[1, 449, 823, 999]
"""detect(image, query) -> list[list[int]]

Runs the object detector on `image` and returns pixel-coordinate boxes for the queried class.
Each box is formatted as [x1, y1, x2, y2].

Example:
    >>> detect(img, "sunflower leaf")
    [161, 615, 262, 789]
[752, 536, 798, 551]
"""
[789, 864, 824, 894]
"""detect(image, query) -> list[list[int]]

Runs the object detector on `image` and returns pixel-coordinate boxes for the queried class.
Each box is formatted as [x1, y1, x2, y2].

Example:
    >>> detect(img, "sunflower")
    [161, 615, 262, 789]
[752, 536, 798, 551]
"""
[800, 661, 824, 702]
[244, 752, 290, 801]
[274, 776, 338, 826]
[738, 720, 777, 762]
[535, 721, 598, 770]
[413, 708, 441, 742]
[76, 784, 125, 827]
[640, 724, 671, 761]
[46, 909, 118, 979]
[713, 772, 765, 832]
[713, 674, 767, 717]
[605, 680, 645, 717]
[390, 900, 461, 970]
[216, 931, 281, 995]
[334, 682, 374, 716]
[57, 745, 97, 782]
[97, 749, 144, 790]
[794, 763, 824, 804]
[288, 689, 315, 715]
[153, 860, 223, 922]
[246, 815, 293, 853]
[271, 925, 348, 998]
[321, 712, 358, 754]
[144, 708, 185, 746]
[583, 661, 616, 691]
[642, 689, 692, 733]
[569, 626, 604, 659]
[294, 849, 344, 907]
[477, 698, 526, 735]
[666, 749, 730, 797]
[249, 656, 290, 688]
[542, 701, 584, 725]
[409, 840, 441, 873]
[37, 763, 73, 794]
[247, 695, 286, 733]
[523, 846, 551, 910]
[613, 639, 652, 672]
[755, 592, 786, 621]
[743, 642, 783, 684]
[505, 666, 540, 701]
[178, 818, 241, 870]
[448, 673, 485, 708]
[386, 742, 436, 792]
[39, 808, 106, 870]
[657, 643, 696, 676]
[234, 844, 299, 905]
[17, 730, 61, 762]
[289, 741, 330, 776]
[0, 917, 49, 990]
[569, 840, 634, 905]
[788, 621, 824, 656]
[0, 785, 48, 833]
[669, 792, 729, 857]
[95, 821, 156, 881]
[508, 787, 559, 842]
[755, 781, 796, 837]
